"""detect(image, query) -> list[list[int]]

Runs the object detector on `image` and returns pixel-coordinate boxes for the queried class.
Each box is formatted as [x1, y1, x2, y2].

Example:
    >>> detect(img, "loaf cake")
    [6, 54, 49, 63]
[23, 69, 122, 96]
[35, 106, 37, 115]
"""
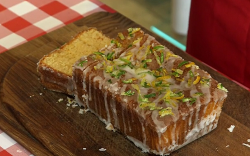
[37, 28, 111, 95]
[73, 28, 228, 155]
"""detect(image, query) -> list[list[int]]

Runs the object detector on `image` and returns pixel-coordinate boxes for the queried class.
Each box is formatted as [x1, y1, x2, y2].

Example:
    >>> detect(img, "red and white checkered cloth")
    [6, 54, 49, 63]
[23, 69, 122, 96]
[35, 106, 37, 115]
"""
[0, 0, 115, 54]
[0, 129, 33, 156]
[0, 0, 115, 155]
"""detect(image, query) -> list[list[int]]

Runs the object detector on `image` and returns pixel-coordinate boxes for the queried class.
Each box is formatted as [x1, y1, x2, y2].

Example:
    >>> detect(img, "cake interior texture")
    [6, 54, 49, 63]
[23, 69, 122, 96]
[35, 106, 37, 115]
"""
[42, 28, 111, 76]
[73, 28, 228, 155]
[37, 28, 111, 94]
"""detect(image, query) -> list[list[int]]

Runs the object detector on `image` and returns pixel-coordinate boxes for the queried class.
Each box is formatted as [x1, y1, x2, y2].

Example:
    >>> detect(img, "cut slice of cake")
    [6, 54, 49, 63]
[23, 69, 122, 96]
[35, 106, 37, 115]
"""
[73, 28, 228, 155]
[37, 28, 112, 95]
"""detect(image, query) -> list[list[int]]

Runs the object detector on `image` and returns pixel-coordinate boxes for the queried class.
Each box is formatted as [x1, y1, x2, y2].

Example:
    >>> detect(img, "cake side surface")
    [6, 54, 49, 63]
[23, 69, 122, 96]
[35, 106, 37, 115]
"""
[37, 28, 111, 94]
[73, 28, 228, 155]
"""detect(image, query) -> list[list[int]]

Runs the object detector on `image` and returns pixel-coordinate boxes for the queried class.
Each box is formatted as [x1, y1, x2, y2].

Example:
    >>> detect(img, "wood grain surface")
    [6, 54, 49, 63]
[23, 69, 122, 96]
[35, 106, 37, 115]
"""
[0, 12, 250, 156]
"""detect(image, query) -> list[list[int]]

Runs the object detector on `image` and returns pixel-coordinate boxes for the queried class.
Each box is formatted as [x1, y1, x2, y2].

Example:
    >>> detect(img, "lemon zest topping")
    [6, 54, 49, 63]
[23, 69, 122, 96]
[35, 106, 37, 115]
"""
[217, 83, 228, 92]
[193, 75, 201, 84]
[159, 107, 173, 117]
[185, 62, 195, 68]
[118, 33, 125, 40]
[165, 51, 178, 60]
[128, 28, 141, 34]
[133, 37, 142, 45]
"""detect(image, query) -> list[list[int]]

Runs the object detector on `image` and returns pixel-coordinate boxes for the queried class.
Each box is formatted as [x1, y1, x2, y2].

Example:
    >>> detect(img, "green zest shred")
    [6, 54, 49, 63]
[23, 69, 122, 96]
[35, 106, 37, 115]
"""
[178, 61, 189, 68]
[78, 60, 88, 67]
[141, 59, 152, 68]
[189, 70, 194, 77]
[176, 69, 183, 75]
[194, 92, 204, 96]
[138, 94, 149, 103]
[105, 66, 113, 73]
[170, 91, 183, 98]
[153, 51, 161, 65]
[93, 51, 104, 55]
[139, 102, 155, 109]
[160, 52, 164, 63]
[182, 97, 197, 105]
[118, 33, 125, 40]
[106, 52, 115, 60]
[144, 93, 156, 98]
[127, 28, 141, 37]
[108, 79, 112, 83]
[122, 79, 134, 84]
[119, 58, 134, 69]
[140, 78, 151, 88]
[217, 83, 228, 92]
[111, 70, 126, 78]
[200, 78, 210, 85]
[121, 90, 135, 96]
[153, 45, 165, 51]
[139, 103, 162, 111]
[119, 58, 131, 64]
[172, 71, 180, 77]
[159, 107, 173, 117]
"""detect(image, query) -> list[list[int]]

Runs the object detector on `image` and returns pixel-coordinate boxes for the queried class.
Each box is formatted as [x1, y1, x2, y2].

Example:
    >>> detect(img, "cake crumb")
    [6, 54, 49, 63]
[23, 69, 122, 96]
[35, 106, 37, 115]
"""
[227, 125, 235, 132]
[83, 108, 89, 113]
[79, 109, 84, 114]
[29, 95, 34, 98]
[58, 98, 63, 102]
[247, 139, 250, 142]
[99, 148, 106, 151]
[67, 97, 75, 105]
[83, 148, 86, 150]
[243, 143, 250, 148]
[226, 145, 229, 148]
[39, 93, 43, 95]
[78, 108, 89, 114]
[105, 123, 116, 132]
[72, 103, 79, 108]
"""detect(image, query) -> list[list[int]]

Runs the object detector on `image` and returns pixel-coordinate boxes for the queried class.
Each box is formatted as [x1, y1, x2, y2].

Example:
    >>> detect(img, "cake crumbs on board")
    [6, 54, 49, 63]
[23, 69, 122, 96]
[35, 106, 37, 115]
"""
[99, 148, 106, 151]
[58, 98, 63, 102]
[79, 108, 89, 114]
[82, 148, 87, 150]
[242, 143, 250, 148]
[106, 123, 116, 132]
[227, 125, 235, 132]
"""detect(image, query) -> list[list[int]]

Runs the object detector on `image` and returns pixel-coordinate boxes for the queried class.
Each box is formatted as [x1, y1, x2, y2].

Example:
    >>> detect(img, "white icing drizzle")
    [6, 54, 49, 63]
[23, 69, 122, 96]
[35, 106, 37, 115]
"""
[110, 98, 120, 129]
[88, 73, 95, 101]
[104, 90, 111, 123]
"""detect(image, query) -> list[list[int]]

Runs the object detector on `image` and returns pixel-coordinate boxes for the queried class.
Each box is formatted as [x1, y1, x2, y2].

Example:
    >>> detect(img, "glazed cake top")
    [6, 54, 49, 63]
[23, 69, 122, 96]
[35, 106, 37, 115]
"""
[74, 28, 228, 133]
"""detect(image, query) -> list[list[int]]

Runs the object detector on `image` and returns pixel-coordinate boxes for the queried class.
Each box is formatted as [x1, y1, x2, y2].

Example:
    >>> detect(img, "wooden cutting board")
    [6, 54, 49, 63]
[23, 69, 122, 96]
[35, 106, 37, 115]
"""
[0, 12, 250, 156]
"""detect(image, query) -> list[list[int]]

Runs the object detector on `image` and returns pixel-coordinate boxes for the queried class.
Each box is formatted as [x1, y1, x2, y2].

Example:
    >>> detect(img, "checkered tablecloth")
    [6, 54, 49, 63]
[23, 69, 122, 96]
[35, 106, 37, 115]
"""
[0, 0, 115, 54]
[0, 0, 115, 155]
